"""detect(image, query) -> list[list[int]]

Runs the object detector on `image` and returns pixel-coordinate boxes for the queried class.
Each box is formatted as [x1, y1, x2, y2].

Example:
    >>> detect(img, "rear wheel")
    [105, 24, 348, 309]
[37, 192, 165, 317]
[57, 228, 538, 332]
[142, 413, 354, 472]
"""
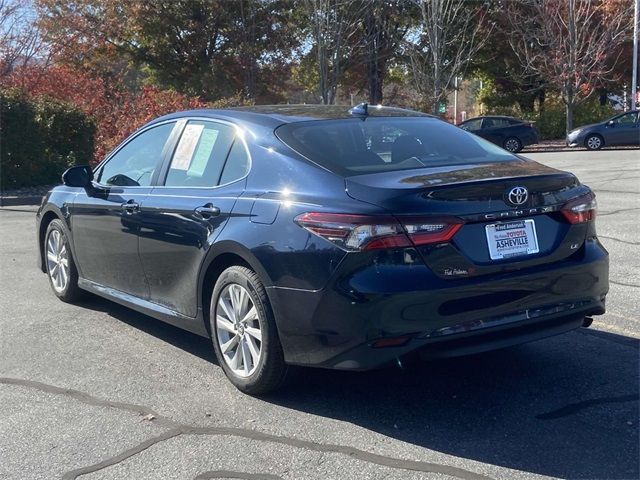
[45, 219, 82, 302]
[503, 137, 523, 153]
[585, 134, 604, 150]
[210, 266, 289, 395]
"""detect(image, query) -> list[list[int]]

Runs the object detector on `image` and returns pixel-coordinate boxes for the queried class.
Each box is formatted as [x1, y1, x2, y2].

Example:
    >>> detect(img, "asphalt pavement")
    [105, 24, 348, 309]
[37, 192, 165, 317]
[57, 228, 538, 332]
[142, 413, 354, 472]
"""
[1, 149, 638, 480]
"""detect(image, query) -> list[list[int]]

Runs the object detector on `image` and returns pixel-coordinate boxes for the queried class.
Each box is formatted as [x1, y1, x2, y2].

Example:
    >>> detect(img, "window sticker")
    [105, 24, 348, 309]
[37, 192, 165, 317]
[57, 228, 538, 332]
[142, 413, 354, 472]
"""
[172, 124, 204, 170]
[188, 128, 219, 177]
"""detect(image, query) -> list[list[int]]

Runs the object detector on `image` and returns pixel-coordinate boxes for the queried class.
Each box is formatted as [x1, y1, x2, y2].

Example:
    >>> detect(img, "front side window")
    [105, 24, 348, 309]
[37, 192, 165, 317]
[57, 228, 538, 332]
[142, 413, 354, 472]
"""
[164, 121, 237, 187]
[613, 112, 638, 125]
[97, 123, 175, 187]
[461, 118, 482, 131]
[277, 117, 516, 176]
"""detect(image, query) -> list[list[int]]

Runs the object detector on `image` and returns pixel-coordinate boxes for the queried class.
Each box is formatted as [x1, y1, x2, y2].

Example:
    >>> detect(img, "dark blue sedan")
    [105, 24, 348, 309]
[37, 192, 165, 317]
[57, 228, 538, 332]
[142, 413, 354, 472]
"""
[36, 104, 609, 394]
[458, 115, 539, 152]
[567, 110, 640, 150]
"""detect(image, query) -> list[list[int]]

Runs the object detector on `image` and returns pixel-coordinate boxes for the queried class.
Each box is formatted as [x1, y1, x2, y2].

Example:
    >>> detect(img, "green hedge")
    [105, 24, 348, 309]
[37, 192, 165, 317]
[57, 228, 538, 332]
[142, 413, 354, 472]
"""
[1, 91, 95, 189]
[532, 98, 616, 140]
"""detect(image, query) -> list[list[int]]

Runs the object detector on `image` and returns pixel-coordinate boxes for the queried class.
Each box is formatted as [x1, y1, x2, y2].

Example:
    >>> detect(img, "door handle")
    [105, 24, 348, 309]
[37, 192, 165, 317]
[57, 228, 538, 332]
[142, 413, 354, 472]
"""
[122, 199, 140, 214]
[194, 203, 220, 219]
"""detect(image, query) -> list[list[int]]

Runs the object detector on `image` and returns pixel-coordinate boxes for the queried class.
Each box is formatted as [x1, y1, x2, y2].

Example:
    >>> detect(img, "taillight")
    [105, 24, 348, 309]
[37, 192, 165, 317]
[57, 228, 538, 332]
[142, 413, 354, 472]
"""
[561, 193, 597, 224]
[294, 212, 463, 251]
[400, 217, 463, 245]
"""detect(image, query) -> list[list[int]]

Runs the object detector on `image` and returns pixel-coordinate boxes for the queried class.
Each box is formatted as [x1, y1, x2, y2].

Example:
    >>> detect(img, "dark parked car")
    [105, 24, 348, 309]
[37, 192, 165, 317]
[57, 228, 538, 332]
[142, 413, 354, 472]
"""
[37, 104, 608, 394]
[459, 115, 538, 152]
[566, 110, 640, 150]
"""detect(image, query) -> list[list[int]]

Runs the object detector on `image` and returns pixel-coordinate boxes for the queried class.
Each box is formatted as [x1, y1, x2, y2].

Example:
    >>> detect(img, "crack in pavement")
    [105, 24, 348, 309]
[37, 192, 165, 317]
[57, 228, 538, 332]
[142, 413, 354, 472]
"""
[535, 394, 639, 420]
[0, 377, 493, 480]
[194, 470, 284, 480]
[599, 235, 640, 246]
[610, 280, 640, 288]
[597, 207, 640, 217]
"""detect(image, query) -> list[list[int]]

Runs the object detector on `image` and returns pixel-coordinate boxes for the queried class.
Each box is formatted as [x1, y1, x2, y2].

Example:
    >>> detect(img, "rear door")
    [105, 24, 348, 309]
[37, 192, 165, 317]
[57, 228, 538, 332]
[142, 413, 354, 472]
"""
[479, 117, 511, 145]
[71, 121, 177, 298]
[137, 119, 251, 317]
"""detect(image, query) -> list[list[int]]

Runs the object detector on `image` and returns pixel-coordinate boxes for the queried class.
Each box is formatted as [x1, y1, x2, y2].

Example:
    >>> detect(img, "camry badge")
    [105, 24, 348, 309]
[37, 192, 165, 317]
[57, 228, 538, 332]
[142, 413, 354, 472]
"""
[507, 186, 528, 206]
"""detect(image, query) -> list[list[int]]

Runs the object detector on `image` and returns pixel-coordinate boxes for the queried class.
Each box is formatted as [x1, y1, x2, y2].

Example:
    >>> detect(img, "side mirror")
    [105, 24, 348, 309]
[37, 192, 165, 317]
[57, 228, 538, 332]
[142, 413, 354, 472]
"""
[607, 120, 615, 127]
[62, 165, 93, 188]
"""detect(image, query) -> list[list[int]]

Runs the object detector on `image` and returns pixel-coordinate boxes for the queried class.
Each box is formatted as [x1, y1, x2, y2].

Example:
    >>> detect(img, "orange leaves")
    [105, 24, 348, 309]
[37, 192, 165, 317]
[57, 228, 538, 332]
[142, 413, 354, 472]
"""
[1, 64, 206, 164]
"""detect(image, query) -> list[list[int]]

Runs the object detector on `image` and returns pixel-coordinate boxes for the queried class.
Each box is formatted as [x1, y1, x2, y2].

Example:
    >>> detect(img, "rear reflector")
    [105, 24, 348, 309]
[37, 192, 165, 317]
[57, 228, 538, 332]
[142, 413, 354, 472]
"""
[294, 212, 463, 251]
[371, 336, 411, 348]
[561, 193, 597, 224]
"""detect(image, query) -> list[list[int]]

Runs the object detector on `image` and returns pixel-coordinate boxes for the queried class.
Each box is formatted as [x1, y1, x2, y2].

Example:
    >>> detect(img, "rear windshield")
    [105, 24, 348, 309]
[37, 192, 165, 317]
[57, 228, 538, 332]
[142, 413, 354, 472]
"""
[276, 117, 517, 176]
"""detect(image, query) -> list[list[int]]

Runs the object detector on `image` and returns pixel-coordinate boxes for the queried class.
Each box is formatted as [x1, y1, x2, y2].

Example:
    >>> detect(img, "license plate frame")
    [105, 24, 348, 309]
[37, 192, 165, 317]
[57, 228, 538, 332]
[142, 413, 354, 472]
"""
[485, 219, 540, 261]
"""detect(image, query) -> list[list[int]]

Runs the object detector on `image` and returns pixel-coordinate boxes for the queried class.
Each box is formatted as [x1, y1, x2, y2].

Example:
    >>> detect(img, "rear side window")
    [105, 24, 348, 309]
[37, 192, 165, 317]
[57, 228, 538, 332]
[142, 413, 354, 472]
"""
[483, 118, 512, 128]
[276, 117, 516, 176]
[164, 120, 236, 187]
[219, 141, 250, 185]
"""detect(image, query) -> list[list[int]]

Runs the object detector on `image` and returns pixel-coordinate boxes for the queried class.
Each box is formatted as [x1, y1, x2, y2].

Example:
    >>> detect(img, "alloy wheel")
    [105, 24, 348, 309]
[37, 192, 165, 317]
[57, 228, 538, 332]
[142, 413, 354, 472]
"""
[46, 229, 69, 293]
[216, 283, 263, 377]
[504, 138, 521, 152]
[586, 136, 602, 150]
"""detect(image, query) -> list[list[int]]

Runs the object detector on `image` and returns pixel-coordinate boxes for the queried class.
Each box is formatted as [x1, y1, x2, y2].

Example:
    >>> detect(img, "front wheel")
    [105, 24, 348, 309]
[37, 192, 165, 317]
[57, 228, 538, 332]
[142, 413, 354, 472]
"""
[585, 134, 604, 150]
[503, 137, 523, 153]
[210, 266, 289, 395]
[45, 219, 82, 302]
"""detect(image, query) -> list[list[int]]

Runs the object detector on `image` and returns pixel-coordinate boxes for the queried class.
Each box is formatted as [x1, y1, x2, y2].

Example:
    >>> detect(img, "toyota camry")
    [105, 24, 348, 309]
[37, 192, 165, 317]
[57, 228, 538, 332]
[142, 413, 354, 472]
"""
[36, 104, 609, 394]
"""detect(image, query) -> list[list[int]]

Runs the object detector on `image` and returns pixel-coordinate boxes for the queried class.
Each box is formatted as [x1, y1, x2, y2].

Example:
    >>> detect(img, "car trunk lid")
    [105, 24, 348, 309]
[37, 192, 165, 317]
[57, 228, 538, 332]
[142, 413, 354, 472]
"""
[344, 159, 593, 278]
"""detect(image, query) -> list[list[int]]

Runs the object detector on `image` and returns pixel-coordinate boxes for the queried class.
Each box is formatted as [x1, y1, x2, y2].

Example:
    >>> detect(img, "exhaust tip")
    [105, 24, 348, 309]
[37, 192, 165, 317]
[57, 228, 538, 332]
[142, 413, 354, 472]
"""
[582, 317, 594, 328]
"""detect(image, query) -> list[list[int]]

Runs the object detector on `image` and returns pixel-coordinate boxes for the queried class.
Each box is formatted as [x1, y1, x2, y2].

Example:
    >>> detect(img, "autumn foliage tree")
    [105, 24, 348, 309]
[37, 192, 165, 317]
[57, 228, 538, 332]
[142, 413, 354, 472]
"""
[1, 64, 207, 162]
[508, 0, 633, 133]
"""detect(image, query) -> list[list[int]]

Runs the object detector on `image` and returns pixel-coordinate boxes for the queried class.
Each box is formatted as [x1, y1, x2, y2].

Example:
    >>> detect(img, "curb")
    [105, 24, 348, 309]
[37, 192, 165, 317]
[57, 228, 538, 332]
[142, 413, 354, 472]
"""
[0, 195, 43, 207]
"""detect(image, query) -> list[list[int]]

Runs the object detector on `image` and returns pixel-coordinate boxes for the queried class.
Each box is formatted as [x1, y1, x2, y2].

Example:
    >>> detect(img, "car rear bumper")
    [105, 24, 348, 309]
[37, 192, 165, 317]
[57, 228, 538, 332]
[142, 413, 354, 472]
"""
[521, 131, 538, 146]
[269, 238, 609, 369]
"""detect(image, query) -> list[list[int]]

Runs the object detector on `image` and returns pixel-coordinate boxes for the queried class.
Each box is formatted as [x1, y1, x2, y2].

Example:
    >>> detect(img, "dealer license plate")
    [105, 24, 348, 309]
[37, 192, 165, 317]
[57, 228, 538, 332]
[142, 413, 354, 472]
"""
[485, 219, 539, 260]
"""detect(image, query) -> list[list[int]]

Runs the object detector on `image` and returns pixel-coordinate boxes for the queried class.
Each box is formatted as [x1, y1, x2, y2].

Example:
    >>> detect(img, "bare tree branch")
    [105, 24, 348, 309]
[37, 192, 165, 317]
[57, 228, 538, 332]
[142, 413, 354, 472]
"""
[303, 0, 369, 104]
[0, 0, 47, 77]
[406, 0, 491, 114]
[507, 0, 632, 133]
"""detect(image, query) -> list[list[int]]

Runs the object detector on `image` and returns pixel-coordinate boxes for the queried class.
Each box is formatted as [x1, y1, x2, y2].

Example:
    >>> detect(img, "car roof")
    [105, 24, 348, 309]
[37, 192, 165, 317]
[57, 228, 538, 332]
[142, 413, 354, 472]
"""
[463, 115, 520, 122]
[147, 104, 431, 131]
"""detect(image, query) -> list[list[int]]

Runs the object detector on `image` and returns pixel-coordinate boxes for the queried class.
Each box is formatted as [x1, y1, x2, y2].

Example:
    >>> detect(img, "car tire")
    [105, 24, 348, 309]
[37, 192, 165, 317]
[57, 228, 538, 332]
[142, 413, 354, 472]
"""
[44, 219, 82, 302]
[210, 266, 289, 395]
[585, 134, 604, 150]
[503, 137, 523, 153]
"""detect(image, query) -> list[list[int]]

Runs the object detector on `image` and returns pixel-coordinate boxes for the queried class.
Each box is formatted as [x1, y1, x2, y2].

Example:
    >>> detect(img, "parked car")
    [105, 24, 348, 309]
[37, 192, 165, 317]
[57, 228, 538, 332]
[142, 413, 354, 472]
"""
[37, 104, 608, 394]
[459, 115, 538, 153]
[566, 110, 640, 150]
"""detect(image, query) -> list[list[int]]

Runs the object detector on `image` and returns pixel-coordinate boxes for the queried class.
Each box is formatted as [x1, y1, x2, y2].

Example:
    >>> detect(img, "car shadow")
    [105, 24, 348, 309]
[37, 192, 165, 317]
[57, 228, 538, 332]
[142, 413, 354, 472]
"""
[78, 293, 639, 479]
[269, 329, 639, 479]
[75, 293, 216, 364]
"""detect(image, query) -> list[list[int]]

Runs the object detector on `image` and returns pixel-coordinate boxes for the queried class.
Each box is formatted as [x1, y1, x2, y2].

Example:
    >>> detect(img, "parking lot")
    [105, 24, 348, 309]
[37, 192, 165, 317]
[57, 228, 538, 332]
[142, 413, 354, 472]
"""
[1, 149, 638, 480]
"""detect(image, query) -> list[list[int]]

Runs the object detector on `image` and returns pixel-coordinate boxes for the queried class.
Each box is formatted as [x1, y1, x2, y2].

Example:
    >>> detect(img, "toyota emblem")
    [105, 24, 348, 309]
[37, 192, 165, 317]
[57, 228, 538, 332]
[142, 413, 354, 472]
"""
[507, 186, 528, 206]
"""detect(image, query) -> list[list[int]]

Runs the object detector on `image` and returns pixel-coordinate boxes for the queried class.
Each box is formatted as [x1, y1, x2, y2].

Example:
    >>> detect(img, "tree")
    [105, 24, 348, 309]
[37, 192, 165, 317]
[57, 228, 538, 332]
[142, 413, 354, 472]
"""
[303, 0, 368, 104]
[36, 0, 300, 101]
[361, 0, 413, 104]
[470, 2, 546, 115]
[406, 0, 490, 115]
[0, 0, 46, 77]
[507, 0, 632, 133]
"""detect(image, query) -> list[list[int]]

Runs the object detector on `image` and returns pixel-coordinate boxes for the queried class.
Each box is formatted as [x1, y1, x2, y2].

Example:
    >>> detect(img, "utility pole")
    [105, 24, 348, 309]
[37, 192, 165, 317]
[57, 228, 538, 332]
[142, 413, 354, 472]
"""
[632, 0, 639, 110]
[453, 76, 459, 124]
